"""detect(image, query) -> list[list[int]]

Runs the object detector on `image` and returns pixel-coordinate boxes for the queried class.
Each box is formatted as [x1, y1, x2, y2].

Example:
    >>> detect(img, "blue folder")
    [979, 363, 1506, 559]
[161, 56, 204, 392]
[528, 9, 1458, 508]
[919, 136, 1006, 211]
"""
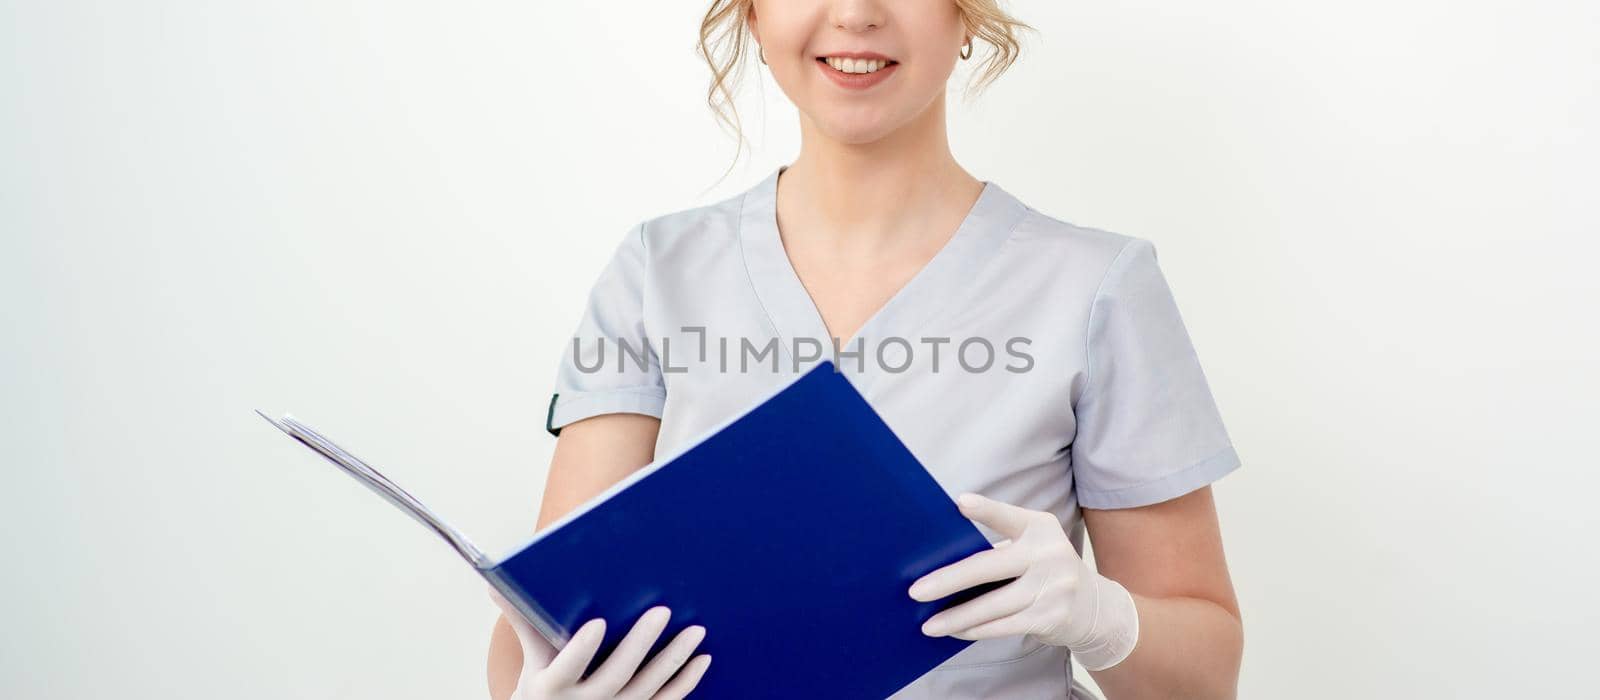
[260, 360, 1004, 698]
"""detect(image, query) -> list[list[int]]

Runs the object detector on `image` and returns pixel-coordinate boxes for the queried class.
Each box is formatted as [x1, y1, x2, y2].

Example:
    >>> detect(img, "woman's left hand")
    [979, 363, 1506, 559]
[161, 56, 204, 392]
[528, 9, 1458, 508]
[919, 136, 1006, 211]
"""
[907, 492, 1139, 668]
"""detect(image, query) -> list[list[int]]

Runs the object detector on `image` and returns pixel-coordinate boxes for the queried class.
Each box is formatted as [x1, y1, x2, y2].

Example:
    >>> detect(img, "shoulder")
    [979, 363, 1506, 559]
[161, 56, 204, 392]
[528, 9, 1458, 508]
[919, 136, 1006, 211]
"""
[631, 189, 746, 261]
[1004, 197, 1154, 291]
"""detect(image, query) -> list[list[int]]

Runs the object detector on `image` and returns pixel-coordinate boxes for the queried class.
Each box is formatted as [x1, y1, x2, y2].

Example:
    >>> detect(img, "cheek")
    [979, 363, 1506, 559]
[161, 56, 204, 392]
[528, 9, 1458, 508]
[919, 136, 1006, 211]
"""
[895, 59, 957, 101]
[901, 8, 966, 70]
[754, 3, 816, 57]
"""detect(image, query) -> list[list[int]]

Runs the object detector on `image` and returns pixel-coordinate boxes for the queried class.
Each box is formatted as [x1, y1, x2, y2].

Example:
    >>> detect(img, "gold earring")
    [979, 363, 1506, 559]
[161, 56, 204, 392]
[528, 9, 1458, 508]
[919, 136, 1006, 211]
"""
[959, 39, 973, 60]
[759, 45, 767, 64]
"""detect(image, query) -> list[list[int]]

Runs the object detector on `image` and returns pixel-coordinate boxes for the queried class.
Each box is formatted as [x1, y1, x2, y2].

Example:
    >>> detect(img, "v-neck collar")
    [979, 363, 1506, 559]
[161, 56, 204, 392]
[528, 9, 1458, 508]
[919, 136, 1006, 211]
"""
[738, 163, 1030, 373]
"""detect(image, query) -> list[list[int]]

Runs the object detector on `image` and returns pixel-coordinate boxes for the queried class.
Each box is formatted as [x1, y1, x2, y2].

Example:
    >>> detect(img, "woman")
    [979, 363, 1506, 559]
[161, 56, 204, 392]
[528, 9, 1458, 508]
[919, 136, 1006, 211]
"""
[488, 1, 1244, 698]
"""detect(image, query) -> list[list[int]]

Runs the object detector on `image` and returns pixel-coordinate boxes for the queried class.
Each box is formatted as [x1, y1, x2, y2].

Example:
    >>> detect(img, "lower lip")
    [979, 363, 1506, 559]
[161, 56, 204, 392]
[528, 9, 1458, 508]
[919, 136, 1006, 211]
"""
[816, 59, 899, 90]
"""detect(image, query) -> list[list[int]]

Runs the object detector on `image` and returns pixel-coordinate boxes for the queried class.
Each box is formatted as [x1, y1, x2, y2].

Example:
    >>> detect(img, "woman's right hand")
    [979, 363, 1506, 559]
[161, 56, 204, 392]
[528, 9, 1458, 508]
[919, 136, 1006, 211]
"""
[488, 589, 712, 700]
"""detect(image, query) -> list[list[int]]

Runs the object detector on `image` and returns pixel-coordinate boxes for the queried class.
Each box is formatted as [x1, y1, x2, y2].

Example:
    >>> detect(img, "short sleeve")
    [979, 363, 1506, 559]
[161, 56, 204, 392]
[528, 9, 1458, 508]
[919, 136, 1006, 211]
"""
[1070, 238, 1241, 509]
[544, 223, 666, 436]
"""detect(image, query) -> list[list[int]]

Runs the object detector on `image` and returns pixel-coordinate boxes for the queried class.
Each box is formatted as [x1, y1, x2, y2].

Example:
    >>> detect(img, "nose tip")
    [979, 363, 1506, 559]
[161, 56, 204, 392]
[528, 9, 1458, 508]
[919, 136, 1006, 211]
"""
[830, 2, 885, 33]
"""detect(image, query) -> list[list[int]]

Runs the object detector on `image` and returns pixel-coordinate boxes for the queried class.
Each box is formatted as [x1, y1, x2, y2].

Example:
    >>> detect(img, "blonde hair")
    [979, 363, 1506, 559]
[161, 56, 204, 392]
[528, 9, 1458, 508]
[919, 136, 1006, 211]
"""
[696, 1, 1033, 176]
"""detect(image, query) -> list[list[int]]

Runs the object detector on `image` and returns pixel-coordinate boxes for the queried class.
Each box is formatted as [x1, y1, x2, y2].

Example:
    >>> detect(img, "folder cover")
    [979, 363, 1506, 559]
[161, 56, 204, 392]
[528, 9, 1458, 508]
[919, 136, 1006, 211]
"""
[260, 360, 1003, 698]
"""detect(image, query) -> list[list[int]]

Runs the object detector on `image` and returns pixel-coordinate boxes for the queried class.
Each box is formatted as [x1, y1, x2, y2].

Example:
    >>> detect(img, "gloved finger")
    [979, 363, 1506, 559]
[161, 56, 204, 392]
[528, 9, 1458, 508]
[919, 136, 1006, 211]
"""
[584, 606, 673, 695]
[488, 587, 556, 668]
[908, 544, 1026, 602]
[651, 654, 712, 700]
[617, 623, 706, 699]
[544, 617, 608, 687]
[956, 492, 1043, 540]
[919, 578, 1033, 637]
[949, 608, 1036, 641]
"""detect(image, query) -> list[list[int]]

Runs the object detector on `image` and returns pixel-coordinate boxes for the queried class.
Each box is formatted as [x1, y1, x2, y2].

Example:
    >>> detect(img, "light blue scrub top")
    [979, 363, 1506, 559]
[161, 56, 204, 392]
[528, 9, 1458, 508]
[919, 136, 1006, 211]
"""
[546, 165, 1242, 699]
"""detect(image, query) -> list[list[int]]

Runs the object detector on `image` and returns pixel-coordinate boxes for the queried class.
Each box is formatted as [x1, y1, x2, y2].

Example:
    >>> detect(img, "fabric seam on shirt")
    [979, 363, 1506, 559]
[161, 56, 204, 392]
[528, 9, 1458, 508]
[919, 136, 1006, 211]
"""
[735, 184, 791, 362]
[924, 636, 1054, 672]
[556, 388, 669, 407]
[547, 390, 668, 436]
[1076, 443, 1240, 509]
[897, 203, 1034, 345]
[635, 220, 666, 367]
[1078, 238, 1141, 408]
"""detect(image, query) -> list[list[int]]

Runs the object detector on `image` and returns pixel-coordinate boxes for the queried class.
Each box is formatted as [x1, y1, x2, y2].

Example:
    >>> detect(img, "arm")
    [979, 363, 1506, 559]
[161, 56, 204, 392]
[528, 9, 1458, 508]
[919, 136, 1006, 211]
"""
[486, 413, 663, 700]
[1081, 486, 1243, 700]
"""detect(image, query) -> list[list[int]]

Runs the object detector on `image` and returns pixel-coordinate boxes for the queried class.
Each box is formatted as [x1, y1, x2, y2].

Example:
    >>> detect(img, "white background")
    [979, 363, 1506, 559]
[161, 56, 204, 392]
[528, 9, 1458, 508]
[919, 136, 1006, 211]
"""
[3, 1, 1597, 698]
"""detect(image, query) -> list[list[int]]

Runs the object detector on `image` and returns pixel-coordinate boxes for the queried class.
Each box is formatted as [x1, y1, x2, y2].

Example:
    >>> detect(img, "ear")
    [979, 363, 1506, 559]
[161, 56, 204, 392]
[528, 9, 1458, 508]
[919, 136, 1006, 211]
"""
[745, 4, 758, 37]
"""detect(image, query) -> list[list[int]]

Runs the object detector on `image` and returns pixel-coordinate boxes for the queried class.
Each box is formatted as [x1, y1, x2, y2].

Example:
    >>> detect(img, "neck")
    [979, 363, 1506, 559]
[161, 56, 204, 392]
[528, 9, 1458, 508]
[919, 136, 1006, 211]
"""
[780, 94, 979, 253]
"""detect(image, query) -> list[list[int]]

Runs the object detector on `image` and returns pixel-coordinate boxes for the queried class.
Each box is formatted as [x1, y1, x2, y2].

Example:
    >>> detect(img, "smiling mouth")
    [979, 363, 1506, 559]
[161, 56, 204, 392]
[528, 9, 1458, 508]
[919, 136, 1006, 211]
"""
[817, 56, 899, 75]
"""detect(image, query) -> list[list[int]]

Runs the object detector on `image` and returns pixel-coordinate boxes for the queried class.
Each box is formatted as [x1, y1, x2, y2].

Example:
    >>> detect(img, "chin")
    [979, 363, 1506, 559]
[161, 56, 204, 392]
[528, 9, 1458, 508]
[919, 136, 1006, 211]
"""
[815, 112, 902, 146]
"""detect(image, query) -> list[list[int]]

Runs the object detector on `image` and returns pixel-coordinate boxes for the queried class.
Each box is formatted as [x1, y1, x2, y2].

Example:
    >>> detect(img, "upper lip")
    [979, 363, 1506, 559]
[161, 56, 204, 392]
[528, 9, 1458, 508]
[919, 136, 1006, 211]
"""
[818, 50, 898, 63]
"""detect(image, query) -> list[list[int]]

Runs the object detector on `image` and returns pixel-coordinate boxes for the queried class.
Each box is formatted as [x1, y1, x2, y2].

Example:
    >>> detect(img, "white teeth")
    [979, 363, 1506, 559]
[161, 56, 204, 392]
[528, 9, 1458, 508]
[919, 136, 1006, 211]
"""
[825, 57, 890, 74]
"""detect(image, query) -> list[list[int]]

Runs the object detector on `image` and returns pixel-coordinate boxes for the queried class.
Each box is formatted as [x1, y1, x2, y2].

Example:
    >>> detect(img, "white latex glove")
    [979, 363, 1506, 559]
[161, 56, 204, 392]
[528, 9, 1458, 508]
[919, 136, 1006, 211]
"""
[907, 492, 1140, 671]
[489, 588, 712, 699]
